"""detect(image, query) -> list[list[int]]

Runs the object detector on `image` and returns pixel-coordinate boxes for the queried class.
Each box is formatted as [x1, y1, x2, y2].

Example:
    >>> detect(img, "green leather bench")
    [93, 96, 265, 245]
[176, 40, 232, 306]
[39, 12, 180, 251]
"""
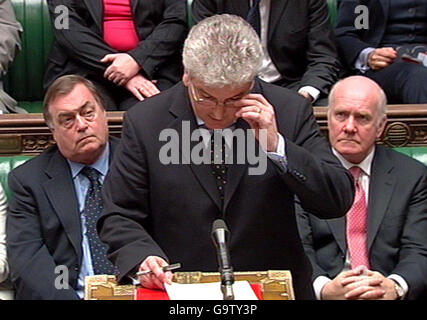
[0, 155, 32, 200]
[3, 0, 338, 114]
[1, 146, 426, 202]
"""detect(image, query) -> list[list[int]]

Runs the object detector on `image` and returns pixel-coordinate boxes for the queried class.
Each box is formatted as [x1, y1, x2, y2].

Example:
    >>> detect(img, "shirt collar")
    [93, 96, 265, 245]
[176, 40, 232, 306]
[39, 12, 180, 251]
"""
[68, 143, 110, 179]
[332, 146, 375, 177]
[195, 116, 236, 131]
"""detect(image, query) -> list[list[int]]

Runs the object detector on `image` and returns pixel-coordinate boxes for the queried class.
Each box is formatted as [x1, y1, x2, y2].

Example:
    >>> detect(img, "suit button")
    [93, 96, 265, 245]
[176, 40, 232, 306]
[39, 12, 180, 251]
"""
[74, 265, 79, 271]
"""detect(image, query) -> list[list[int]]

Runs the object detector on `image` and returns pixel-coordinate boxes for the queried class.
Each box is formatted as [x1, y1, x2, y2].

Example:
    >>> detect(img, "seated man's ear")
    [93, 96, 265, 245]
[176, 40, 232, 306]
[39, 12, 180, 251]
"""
[182, 73, 190, 87]
[376, 115, 387, 138]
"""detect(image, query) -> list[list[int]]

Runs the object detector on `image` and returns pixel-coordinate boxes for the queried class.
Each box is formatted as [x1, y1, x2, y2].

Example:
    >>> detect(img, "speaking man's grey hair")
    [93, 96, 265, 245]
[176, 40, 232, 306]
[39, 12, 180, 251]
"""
[183, 14, 263, 87]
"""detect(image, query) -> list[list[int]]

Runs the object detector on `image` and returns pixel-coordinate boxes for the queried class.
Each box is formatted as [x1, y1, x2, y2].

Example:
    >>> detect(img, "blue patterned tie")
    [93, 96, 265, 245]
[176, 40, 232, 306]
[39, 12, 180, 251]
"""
[247, 0, 261, 37]
[81, 167, 115, 275]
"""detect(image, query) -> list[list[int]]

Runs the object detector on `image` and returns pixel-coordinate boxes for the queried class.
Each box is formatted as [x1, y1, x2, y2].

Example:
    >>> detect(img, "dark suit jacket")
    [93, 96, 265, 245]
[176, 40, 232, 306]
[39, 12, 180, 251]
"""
[98, 80, 354, 300]
[297, 146, 427, 300]
[44, 0, 188, 91]
[335, 0, 391, 71]
[6, 138, 118, 300]
[192, 0, 340, 95]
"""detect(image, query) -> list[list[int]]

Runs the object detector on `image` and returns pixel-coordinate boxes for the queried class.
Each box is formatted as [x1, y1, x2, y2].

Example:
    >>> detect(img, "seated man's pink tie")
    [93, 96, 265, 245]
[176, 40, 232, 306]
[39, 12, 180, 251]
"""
[346, 166, 370, 269]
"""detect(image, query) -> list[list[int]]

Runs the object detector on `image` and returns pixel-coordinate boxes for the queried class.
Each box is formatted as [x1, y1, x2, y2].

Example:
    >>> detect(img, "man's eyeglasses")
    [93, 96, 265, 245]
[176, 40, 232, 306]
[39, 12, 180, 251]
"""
[189, 84, 251, 109]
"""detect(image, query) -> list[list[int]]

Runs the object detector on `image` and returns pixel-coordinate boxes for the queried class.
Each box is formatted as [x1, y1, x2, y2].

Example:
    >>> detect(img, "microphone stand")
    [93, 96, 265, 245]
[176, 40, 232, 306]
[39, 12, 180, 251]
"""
[212, 219, 235, 300]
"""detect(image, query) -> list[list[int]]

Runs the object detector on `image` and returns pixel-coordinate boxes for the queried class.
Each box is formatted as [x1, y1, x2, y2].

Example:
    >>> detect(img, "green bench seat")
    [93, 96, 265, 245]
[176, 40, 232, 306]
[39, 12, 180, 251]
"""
[0, 155, 32, 200]
[1, 146, 426, 202]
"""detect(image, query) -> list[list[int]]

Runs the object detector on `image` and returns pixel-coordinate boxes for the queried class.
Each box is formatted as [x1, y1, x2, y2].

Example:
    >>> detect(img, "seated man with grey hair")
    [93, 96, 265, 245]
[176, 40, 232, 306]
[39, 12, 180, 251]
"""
[98, 14, 354, 300]
[7, 75, 119, 299]
[297, 76, 427, 300]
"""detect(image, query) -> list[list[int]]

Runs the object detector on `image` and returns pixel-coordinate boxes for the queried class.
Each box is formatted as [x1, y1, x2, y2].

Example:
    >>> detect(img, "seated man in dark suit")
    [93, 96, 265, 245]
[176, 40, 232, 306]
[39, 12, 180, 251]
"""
[336, 0, 427, 103]
[7, 75, 119, 299]
[0, 0, 25, 114]
[192, 0, 340, 106]
[297, 76, 427, 300]
[97, 14, 354, 300]
[44, 0, 188, 111]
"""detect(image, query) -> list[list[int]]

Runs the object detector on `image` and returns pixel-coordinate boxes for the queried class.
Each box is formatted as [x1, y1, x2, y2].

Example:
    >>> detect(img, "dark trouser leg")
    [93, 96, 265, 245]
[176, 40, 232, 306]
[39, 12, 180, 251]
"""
[87, 77, 120, 111]
[89, 76, 176, 111]
[88, 76, 143, 111]
[365, 61, 427, 103]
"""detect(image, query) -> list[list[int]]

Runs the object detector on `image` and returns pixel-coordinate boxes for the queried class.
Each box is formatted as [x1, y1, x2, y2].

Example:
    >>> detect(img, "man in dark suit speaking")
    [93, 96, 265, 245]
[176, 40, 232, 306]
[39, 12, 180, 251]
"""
[297, 76, 427, 300]
[7, 75, 119, 299]
[98, 14, 354, 300]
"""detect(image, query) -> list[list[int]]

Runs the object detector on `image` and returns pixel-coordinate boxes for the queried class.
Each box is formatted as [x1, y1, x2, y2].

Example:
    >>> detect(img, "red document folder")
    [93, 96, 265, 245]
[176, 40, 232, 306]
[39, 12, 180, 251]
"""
[136, 284, 262, 300]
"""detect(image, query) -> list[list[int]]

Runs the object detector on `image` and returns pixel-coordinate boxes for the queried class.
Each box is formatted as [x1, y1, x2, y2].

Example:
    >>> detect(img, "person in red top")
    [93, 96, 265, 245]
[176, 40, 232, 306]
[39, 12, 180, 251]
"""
[44, 0, 188, 111]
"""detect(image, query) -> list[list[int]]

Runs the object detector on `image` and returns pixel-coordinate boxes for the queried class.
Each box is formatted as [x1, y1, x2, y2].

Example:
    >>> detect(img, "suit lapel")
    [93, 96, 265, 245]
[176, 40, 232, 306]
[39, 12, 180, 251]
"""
[326, 217, 347, 255]
[379, 0, 390, 17]
[43, 150, 82, 260]
[83, 0, 103, 32]
[268, 0, 290, 40]
[108, 136, 119, 163]
[131, 0, 138, 15]
[367, 147, 395, 250]
[369, 0, 389, 45]
[167, 84, 223, 210]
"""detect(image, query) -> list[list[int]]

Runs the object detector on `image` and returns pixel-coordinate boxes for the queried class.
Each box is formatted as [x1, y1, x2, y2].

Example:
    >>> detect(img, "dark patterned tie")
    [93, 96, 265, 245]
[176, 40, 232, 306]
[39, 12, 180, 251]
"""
[210, 130, 229, 206]
[81, 166, 115, 275]
[247, 0, 261, 37]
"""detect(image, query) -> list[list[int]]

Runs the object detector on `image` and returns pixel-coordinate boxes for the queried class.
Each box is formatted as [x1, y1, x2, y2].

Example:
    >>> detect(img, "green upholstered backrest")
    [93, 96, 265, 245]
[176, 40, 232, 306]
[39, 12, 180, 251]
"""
[0, 155, 33, 201]
[187, 0, 194, 28]
[394, 147, 427, 167]
[4, 0, 53, 107]
[327, 0, 338, 27]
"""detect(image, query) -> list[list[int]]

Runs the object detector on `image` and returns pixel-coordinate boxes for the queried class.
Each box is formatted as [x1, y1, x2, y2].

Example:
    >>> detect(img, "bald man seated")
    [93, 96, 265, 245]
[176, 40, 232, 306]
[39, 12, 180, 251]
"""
[297, 76, 427, 300]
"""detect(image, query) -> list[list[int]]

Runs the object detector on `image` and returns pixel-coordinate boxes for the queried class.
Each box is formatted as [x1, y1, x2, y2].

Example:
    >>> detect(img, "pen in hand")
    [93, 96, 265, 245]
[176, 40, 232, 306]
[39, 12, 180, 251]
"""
[136, 263, 181, 277]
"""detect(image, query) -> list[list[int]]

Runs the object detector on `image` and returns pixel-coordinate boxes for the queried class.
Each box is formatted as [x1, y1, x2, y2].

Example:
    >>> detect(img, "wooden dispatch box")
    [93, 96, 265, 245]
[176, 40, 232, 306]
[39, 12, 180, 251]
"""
[84, 270, 294, 300]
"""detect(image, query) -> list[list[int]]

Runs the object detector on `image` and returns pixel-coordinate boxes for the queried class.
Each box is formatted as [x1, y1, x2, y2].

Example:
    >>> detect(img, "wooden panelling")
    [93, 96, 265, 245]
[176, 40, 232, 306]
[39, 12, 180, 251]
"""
[0, 105, 426, 155]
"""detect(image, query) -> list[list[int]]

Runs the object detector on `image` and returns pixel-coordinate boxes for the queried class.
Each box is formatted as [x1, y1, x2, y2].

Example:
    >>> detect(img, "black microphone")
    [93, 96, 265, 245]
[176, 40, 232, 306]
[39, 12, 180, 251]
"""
[211, 219, 235, 300]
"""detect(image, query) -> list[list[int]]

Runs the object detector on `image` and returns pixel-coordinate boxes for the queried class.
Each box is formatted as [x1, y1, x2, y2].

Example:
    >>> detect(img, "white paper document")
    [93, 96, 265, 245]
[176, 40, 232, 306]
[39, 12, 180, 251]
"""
[165, 281, 258, 300]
